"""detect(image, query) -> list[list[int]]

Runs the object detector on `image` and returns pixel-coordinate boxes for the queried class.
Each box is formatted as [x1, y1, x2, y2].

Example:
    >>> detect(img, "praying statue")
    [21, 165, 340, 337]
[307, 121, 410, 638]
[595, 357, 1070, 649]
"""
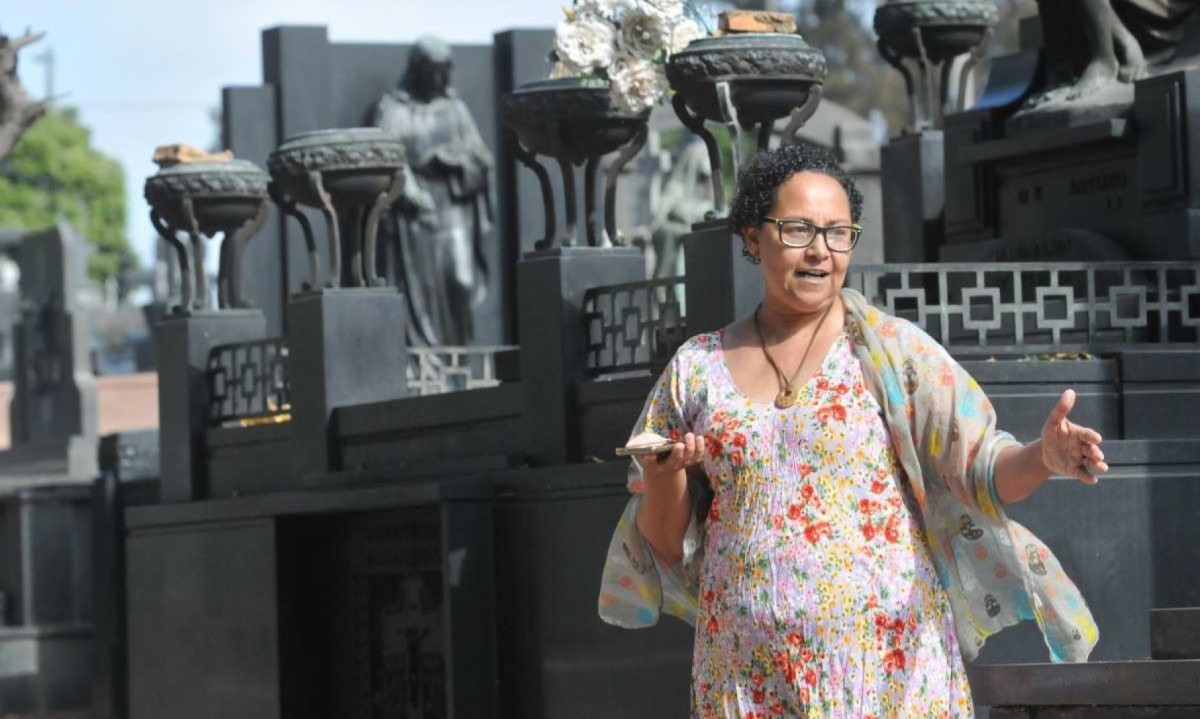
[374, 35, 494, 347]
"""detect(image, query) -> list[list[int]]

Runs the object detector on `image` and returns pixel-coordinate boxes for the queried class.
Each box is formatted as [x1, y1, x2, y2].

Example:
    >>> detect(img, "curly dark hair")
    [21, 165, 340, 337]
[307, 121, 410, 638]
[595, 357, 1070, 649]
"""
[729, 144, 864, 261]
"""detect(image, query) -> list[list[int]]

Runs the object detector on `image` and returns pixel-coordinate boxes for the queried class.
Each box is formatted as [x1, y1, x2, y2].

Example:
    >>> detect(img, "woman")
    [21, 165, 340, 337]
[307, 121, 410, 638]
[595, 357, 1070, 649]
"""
[598, 144, 1105, 718]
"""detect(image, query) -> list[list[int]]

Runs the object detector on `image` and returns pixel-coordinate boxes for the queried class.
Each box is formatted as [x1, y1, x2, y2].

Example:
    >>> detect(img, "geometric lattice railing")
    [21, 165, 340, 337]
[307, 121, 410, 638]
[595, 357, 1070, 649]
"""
[406, 346, 515, 397]
[207, 337, 291, 427]
[208, 339, 517, 425]
[846, 262, 1200, 355]
[583, 275, 687, 377]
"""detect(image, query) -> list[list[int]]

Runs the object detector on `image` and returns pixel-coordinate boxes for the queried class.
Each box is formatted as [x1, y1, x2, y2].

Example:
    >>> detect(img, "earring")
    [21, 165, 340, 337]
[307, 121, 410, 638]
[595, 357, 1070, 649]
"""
[741, 244, 761, 265]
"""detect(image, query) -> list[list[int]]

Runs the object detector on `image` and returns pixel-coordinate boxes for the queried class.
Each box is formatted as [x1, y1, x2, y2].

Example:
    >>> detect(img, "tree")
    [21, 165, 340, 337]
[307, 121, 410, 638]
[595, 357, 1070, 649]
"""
[0, 107, 131, 283]
[0, 30, 47, 163]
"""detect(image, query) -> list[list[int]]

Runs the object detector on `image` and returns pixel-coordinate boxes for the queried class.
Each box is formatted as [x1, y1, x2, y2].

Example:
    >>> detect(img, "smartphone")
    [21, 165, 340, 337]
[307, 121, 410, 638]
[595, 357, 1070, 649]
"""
[615, 441, 680, 457]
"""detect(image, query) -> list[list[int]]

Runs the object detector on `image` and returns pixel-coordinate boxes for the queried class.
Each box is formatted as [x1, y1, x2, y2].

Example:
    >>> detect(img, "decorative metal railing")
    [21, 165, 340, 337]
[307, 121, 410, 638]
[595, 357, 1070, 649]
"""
[406, 346, 515, 396]
[846, 262, 1200, 354]
[207, 337, 292, 427]
[583, 276, 687, 377]
[206, 340, 516, 426]
[202, 263, 1200, 424]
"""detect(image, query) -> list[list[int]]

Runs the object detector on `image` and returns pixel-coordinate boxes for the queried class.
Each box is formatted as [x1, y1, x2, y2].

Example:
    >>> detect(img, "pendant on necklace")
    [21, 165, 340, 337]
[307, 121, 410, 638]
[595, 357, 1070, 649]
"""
[774, 388, 798, 409]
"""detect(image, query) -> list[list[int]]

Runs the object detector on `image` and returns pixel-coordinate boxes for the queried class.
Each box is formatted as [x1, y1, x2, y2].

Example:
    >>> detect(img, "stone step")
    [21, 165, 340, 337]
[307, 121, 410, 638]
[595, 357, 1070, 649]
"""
[1153, 608, 1200, 660]
[969, 659, 1200, 707]
[989, 707, 1200, 718]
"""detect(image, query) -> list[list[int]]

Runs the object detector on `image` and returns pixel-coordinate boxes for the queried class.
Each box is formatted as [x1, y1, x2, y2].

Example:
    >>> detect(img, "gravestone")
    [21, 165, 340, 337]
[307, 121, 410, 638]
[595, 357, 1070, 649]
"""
[941, 15, 1200, 262]
[9, 223, 98, 478]
[0, 223, 103, 717]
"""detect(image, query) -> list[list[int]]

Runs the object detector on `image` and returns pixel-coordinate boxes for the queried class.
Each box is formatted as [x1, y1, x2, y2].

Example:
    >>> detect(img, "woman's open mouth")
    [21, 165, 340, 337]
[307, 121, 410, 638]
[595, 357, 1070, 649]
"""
[794, 269, 829, 279]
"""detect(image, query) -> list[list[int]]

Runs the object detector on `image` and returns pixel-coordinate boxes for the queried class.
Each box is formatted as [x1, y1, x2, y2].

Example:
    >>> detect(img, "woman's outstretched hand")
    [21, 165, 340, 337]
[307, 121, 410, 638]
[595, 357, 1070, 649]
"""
[1040, 389, 1110, 484]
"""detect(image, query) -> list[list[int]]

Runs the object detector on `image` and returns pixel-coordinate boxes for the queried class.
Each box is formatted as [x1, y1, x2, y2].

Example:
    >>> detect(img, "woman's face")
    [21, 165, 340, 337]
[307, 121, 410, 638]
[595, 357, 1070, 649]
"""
[743, 171, 854, 316]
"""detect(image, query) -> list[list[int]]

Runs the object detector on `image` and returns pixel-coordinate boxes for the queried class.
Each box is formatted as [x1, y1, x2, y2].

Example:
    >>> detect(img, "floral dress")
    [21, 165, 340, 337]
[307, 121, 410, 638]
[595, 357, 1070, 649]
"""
[634, 329, 973, 719]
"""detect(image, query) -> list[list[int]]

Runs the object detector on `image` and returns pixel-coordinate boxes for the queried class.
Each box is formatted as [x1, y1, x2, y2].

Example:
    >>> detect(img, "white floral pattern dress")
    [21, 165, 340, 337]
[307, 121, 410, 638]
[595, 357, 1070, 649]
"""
[631, 329, 972, 718]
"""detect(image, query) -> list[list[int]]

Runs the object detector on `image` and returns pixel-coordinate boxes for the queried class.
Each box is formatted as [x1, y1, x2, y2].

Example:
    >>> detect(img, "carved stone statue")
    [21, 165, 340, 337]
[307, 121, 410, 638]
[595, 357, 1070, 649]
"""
[374, 35, 494, 347]
[1014, 0, 1199, 129]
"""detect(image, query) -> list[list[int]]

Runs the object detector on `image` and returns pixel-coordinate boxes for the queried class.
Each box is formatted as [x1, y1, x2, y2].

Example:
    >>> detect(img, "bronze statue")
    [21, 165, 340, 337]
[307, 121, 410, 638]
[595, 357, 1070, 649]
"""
[374, 36, 494, 347]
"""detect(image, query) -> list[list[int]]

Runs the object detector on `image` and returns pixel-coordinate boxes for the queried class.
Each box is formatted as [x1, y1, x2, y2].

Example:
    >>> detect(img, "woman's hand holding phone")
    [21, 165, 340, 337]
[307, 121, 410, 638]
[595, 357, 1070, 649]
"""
[621, 432, 705, 474]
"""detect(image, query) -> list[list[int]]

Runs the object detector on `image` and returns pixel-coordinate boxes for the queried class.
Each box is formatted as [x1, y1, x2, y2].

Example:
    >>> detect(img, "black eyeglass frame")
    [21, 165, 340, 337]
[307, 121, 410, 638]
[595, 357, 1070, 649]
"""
[761, 216, 863, 253]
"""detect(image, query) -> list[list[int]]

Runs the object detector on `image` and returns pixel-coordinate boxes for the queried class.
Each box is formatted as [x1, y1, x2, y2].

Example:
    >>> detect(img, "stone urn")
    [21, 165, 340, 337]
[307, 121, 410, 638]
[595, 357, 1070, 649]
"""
[874, 0, 998, 129]
[874, 0, 996, 62]
[501, 77, 649, 250]
[267, 127, 407, 289]
[144, 159, 269, 311]
[666, 33, 827, 216]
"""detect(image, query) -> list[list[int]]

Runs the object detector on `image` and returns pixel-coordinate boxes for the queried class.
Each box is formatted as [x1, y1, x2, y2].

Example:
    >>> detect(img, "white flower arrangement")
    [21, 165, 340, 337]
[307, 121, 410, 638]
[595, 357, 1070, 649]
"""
[550, 0, 709, 114]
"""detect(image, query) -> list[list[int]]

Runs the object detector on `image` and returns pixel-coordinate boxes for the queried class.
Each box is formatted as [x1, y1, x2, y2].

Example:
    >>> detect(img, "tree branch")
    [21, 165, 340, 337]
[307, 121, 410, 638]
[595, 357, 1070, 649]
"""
[9, 31, 46, 54]
[0, 29, 47, 163]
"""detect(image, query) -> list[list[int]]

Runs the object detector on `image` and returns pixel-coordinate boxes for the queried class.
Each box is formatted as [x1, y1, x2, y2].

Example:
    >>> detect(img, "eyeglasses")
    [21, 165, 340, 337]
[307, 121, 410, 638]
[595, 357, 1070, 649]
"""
[762, 217, 862, 253]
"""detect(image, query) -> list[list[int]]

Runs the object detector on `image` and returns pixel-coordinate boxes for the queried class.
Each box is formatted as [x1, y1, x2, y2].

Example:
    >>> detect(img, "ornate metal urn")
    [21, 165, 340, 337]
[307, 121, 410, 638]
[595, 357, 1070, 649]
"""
[144, 159, 270, 312]
[666, 33, 827, 216]
[874, 0, 998, 130]
[501, 76, 649, 250]
[267, 128, 407, 289]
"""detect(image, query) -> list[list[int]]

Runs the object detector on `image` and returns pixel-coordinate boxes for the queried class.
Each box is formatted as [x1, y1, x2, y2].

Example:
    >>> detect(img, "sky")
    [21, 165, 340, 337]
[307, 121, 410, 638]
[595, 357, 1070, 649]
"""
[5, 0, 561, 265]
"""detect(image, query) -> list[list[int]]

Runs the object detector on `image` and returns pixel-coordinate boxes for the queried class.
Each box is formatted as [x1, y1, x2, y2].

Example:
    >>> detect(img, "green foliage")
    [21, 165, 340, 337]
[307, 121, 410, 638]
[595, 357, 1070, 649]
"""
[0, 107, 131, 283]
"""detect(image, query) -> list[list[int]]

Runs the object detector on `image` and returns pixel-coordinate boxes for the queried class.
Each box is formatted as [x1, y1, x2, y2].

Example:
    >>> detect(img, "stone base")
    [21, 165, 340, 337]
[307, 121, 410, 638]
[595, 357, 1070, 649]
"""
[1007, 79, 1135, 137]
[154, 310, 267, 503]
[939, 228, 1131, 262]
[516, 246, 645, 465]
[942, 68, 1200, 261]
[287, 288, 408, 478]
